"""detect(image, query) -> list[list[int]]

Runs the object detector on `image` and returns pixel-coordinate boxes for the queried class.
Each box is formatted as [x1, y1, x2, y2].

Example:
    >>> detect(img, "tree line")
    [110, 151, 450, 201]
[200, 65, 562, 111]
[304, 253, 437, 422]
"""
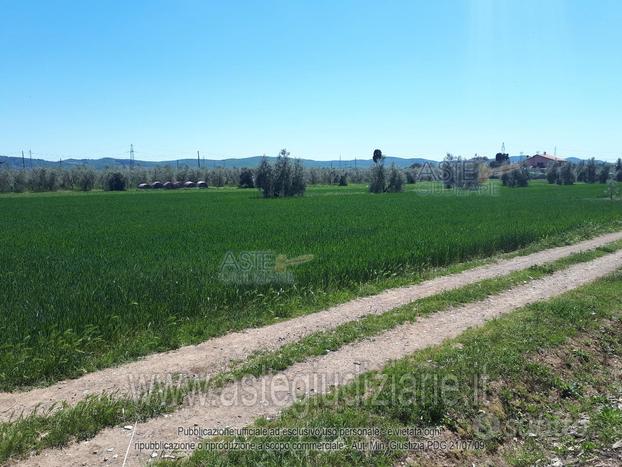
[0, 159, 372, 194]
[2, 154, 620, 194]
[545, 158, 622, 185]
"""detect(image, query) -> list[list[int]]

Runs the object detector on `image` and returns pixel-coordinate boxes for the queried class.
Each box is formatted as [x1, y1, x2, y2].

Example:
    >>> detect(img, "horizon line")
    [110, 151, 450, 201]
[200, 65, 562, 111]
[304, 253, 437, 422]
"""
[1, 152, 613, 165]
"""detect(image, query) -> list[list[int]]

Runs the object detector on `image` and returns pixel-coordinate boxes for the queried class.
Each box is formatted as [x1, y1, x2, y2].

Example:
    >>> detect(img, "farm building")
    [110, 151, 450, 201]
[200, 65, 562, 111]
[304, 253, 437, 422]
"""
[523, 153, 565, 168]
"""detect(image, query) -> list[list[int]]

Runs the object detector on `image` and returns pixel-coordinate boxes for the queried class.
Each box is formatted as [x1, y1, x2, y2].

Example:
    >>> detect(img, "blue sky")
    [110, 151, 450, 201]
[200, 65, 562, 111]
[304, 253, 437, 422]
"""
[1, 0, 621, 162]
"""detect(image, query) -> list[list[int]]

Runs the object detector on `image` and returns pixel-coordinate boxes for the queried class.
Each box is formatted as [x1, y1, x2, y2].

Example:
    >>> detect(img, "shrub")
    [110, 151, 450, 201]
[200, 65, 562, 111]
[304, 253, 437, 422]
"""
[308, 168, 321, 185]
[273, 150, 293, 197]
[58, 170, 73, 190]
[546, 166, 558, 184]
[12, 171, 27, 192]
[102, 171, 127, 191]
[255, 157, 273, 198]
[238, 168, 254, 188]
[290, 159, 305, 196]
[128, 168, 148, 188]
[559, 164, 576, 185]
[369, 163, 386, 193]
[0, 170, 12, 193]
[606, 179, 619, 200]
[501, 168, 529, 187]
[255, 150, 305, 198]
[209, 169, 226, 187]
[29, 168, 58, 192]
[598, 164, 610, 183]
[47, 170, 58, 191]
[494, 152, 510, 165]
[441, 155, 482, 190]
[338, 174, 348, 186]
[74, 167, 96, 191]
[617, 169, 622, 182]
[386, 164, 404, 192]
[585, 158, 597, 183]
[576, 162, 587, 182]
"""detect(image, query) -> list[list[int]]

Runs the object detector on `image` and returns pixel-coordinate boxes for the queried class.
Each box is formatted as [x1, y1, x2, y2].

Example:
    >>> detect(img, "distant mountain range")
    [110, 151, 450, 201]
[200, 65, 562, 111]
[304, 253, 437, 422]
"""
[565, 156, 608, 165]
[0, 154, 608, 171]
[509, 155, 609, 164]
[509, 155, 528, 163]
[0, 155, 437, 170]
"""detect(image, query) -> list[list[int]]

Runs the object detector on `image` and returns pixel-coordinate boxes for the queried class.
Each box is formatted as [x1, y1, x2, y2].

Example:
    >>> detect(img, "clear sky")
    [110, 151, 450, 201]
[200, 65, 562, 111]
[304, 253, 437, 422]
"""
[1, 0, 621, 162]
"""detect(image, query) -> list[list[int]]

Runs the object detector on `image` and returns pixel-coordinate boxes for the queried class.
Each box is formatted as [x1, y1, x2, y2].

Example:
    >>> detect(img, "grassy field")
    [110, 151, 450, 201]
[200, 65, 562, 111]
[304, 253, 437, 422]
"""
[1, 181, 621, 390]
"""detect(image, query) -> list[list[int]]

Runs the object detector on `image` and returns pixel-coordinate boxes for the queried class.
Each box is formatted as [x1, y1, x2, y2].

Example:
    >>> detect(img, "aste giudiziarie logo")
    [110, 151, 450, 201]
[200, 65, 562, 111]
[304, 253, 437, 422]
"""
[218, 251, 314, 285]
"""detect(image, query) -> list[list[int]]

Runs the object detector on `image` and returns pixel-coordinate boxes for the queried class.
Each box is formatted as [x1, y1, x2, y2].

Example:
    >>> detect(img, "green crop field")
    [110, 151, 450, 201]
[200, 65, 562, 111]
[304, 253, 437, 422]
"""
[1, 181, 620, 390]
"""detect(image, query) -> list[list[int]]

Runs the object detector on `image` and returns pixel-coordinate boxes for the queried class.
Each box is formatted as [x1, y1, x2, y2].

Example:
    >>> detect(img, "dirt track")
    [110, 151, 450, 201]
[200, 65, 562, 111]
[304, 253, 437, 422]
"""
[2, 231, 622, 423]
[17, 246, 622, 466]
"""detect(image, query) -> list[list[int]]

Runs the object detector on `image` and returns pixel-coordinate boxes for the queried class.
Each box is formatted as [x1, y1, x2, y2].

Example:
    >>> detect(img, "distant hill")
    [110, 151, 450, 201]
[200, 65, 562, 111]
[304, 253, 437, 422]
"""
[3, 153, 610, 171]
[0, 155, 437, 170]
[509, 155, 529, 164]
[0, 156, 138, 170]
[509, 155, 609, 165]
[565, 156, 607, 165]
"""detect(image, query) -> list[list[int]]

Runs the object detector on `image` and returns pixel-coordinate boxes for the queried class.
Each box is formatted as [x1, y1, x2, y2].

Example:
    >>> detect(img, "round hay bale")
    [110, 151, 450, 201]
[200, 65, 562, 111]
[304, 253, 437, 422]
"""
[163, 181, 173, 189]
[151, 181, 163, 189]
[184, 181, 196, 188]
[197, 180, 208, 188]
[137, 183, 150, 189]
